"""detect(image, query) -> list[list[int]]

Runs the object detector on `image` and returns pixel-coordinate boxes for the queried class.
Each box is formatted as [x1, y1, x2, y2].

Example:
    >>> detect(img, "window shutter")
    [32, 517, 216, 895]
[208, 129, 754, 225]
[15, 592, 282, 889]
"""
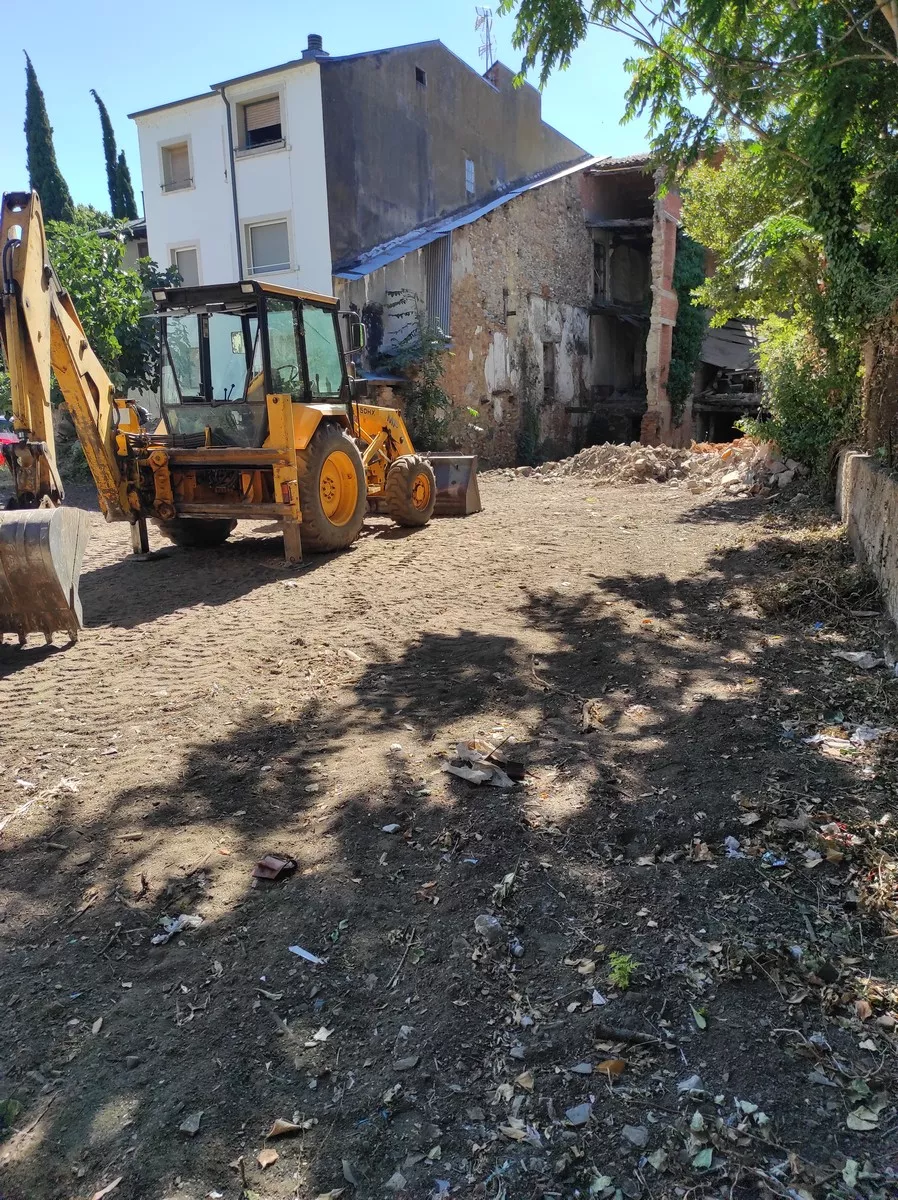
[165, 144, 190, 185]
[244, 98, 280, 131]
[249, 222, 290, 272]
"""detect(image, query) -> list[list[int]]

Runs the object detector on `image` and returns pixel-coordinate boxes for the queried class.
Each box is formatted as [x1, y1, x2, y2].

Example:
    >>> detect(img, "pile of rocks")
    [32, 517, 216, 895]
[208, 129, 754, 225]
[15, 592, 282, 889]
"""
[507, 439, 805, 494]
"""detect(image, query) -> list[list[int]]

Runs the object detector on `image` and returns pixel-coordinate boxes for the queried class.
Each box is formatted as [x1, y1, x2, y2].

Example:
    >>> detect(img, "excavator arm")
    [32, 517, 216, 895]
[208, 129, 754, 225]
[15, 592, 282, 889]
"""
[0, 191, 135, 644]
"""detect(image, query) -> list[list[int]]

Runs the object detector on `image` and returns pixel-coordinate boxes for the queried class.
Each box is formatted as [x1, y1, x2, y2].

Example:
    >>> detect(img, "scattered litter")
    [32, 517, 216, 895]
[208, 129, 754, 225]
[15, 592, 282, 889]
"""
[723, 835, 744, 858]
[385, 1170, 407, 1192]
[572, 1062, 592, 1075]
[179, 1111, 203, 1136]
[267, 1118, 302, 1138]
[474, 914, 503, 945]
[151, 914, 203, 945]
[761, 851, 788, 868]
[515, 1070, 534, 1091]
[89, 1179, 124, 1200]
[622, 1124, 649, 1147]
[831, 650, 883, 670]
[442, 739, 521, 789]
[508, 937, 525, 958]
[257, 1147, 279, 1169]
[677, 1074, 703, 1094]
[565, 1102, 592, 1126]
[252, 854, 296, 881]
[597, 1058, 626, 1079]
[591, 989, 608, 1006]
[288, 945, 327, 966]
[803, 724, 892, 751]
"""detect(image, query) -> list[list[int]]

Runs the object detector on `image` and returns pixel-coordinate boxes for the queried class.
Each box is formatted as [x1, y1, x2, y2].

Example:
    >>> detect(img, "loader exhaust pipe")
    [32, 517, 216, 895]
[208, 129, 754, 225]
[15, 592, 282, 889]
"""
[0, 507, 90, 645]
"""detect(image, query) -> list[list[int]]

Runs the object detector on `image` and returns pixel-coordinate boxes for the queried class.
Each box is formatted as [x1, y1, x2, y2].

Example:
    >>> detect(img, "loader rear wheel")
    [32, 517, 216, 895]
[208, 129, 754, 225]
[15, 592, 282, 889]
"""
[153, 518, 236, 548]
[385, 455, 437, 527]
[296, 422, 367, 552]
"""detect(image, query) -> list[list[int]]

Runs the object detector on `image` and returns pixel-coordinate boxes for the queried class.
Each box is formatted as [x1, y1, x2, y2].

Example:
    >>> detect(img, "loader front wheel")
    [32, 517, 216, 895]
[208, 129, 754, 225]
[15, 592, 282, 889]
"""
[385, 455, 437, 527]
[296, 422, 367, 552]
[153, 517, 236, 548]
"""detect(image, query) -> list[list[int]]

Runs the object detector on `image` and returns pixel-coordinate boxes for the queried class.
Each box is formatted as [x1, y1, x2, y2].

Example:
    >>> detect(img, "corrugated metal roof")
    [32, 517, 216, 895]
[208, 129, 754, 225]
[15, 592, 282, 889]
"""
[333, 155, 600, 279]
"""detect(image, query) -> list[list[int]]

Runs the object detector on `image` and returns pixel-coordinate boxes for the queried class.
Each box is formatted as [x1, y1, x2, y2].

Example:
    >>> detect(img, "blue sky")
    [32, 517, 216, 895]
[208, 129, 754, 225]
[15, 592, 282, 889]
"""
[0, 0, 650, 217]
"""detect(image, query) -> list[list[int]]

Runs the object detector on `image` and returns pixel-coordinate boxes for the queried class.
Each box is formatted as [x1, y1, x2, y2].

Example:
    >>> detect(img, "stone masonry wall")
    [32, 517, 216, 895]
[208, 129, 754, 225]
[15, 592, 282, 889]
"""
[439, 172, 594, 465]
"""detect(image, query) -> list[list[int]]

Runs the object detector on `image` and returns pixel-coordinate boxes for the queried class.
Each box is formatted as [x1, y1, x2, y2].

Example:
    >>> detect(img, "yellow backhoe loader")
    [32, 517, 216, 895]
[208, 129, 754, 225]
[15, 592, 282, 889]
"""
[0, 191, 481, 645]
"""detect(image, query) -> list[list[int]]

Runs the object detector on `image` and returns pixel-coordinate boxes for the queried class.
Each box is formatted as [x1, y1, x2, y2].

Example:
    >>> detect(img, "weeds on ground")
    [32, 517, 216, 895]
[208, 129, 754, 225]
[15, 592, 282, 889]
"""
[752, 520, 879, 629]
[608, 951, 638, 990]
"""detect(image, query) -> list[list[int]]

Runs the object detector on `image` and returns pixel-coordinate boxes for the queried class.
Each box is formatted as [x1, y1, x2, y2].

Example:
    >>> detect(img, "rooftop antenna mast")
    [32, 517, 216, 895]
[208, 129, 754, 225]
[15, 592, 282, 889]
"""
[476, 7, 496, 73]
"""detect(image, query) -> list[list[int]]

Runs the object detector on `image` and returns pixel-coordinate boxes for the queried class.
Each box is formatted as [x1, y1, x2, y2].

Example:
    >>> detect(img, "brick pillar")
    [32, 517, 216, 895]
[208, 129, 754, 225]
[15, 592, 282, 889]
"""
[642, 180, 681, 446]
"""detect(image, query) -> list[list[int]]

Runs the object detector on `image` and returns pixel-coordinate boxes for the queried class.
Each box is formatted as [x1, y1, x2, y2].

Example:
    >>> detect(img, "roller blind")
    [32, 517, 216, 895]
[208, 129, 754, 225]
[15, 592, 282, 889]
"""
[244, 98, 280, 131]
[249, 221, 289, 272]
[164, 144, 190, 186]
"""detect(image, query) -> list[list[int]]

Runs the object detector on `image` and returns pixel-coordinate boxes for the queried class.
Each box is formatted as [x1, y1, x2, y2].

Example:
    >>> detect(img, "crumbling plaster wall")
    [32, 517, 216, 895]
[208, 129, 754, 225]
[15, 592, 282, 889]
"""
[440, 172, 594, 464]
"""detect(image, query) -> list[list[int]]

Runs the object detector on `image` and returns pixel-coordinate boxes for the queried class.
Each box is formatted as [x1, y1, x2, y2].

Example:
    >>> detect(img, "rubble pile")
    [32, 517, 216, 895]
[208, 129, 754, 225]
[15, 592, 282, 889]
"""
[511, 438, 806, 494]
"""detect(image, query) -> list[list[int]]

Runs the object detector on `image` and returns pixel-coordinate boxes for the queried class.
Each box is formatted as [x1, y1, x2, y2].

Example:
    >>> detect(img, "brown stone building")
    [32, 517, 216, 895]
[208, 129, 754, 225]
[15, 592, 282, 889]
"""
[334, 155, 686, 465]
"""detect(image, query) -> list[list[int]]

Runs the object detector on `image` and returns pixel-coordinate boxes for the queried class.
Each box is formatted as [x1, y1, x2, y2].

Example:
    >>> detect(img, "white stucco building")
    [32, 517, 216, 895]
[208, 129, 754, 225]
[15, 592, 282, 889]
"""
[130, 42, 332, 295]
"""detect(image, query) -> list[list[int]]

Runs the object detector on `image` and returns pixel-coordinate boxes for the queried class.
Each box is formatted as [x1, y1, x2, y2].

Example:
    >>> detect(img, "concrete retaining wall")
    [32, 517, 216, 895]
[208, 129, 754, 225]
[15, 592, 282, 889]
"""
[836, 450, 898, 626]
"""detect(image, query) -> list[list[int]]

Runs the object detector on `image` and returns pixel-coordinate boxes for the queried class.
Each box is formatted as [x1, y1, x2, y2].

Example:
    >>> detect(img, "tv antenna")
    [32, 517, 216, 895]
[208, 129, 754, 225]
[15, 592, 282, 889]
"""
[476, 7, 496, 73]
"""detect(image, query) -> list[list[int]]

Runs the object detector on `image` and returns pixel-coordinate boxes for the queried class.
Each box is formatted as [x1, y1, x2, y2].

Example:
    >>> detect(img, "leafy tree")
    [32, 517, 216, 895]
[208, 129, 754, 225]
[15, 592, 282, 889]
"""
[24, 53, 74, 223]
[45, 216, 173, 394]
[91, 91, 139, 220]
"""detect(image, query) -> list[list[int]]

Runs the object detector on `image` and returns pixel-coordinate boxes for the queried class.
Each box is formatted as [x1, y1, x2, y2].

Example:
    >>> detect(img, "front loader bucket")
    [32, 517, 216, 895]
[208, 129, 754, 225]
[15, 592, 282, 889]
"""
[425, 454, 483, 517]
[0, 507, 90, 644]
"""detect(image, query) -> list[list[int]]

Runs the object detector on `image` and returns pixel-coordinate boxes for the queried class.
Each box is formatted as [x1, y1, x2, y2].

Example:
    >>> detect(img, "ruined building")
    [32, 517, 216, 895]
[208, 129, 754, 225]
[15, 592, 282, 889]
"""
[335, 155, 686, 464]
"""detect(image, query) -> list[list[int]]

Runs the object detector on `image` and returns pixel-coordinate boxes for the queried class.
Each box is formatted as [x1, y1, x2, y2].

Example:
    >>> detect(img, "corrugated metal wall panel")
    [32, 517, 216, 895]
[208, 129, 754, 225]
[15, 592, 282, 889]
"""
[424, 234, 452, 335]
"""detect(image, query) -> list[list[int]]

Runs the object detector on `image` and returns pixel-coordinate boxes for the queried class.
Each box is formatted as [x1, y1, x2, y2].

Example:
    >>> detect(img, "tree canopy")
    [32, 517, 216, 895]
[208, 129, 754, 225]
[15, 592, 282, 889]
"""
[24, 54, 74, 223]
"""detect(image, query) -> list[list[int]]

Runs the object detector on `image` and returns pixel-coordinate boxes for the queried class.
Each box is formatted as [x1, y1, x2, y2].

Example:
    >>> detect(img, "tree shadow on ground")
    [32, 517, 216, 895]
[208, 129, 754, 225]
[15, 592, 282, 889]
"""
[1, 531, 896, 1200]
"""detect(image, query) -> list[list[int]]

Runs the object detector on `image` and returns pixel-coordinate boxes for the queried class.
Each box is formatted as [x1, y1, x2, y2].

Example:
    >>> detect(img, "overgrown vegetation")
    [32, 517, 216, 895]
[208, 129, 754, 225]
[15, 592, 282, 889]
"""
[377, 290, 452, 449]
[666, 231, 707, 426]
[504, 0, 898, 468]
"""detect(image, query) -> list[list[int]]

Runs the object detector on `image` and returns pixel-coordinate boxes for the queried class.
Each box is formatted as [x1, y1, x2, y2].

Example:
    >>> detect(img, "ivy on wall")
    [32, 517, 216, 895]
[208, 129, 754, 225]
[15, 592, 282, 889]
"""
[667, 231, 708, 426]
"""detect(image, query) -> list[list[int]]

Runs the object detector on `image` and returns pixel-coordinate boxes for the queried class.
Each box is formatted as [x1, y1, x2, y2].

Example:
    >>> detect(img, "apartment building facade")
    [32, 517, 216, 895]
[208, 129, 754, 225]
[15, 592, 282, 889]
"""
[129, 35, 586, 295]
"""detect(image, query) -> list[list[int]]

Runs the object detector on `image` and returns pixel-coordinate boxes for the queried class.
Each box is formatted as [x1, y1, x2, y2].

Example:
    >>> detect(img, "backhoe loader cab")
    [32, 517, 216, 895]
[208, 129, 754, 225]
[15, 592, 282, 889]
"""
[153, 281, 350, 449]
[0, 190, 480, 644]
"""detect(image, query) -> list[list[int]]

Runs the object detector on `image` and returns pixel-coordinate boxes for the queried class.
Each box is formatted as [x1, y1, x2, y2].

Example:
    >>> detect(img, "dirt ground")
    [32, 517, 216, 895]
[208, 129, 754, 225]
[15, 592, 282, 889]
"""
[1, 475, 897, 1200]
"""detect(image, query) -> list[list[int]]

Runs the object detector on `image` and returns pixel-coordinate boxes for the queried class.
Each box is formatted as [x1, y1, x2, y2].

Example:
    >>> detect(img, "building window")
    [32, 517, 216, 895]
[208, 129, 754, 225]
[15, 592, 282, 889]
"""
[239, 96, 283, 150]
[246, 220, 290, 274]
[171, 247, 199, 286]
[415, 66, 427, 87]
[424, 234, 451, 335]
[543, 342, 556, 402]
[161, 142, 191, 192]
[465, 158, 475, 197]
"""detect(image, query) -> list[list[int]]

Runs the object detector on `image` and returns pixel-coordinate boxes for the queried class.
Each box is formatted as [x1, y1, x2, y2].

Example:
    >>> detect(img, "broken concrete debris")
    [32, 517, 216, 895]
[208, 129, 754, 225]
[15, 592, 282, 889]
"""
[505, 438, 805, 495]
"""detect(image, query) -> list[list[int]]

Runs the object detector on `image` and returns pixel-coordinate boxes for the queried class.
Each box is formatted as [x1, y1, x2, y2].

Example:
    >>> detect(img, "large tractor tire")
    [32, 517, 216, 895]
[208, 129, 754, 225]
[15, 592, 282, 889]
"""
[385, 455, 437, 527]
[154, 517, 236, 548]
[296, 422, 367, 552]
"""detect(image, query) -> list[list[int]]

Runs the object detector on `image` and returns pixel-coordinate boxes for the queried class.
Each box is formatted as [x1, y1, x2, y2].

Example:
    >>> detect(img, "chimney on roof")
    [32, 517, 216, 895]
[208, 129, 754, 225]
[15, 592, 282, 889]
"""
[302, 33, 328, 60]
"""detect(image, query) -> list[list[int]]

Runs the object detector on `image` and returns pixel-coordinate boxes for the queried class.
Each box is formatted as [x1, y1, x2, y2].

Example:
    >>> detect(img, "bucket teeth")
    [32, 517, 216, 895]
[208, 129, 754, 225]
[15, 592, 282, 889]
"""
[0, 508, 90, 645]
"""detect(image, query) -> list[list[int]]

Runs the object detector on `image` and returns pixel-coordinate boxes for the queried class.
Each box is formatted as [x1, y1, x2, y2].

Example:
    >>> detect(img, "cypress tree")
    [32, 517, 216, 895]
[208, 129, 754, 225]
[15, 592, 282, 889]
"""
[115, 151, 138, 220]
[24, 53, 74, 223]
[91, 89, 120, 215]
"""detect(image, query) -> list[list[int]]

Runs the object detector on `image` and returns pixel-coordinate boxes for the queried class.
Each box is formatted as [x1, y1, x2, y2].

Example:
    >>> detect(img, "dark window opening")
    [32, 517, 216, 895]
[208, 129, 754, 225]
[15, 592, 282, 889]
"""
[415, 66, 427, 86]
[593, 240, 607, 299]
[242, 97, 283, 150]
